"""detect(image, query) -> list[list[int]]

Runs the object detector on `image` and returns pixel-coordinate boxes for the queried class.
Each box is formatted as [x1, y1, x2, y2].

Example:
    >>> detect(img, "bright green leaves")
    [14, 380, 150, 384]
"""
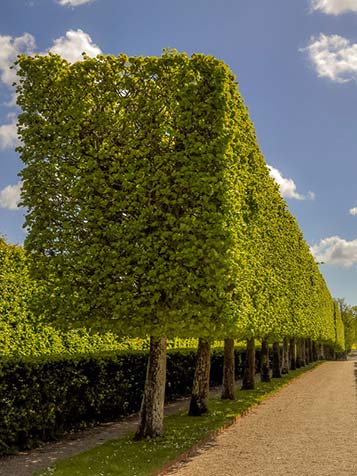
[0, 238, 33, 327]
[15, 53, 243, 339]
[15, 52, 342, 348]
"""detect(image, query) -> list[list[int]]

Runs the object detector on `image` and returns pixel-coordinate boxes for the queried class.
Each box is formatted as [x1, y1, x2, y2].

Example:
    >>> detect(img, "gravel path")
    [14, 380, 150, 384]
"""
[164, 358, 357, 476]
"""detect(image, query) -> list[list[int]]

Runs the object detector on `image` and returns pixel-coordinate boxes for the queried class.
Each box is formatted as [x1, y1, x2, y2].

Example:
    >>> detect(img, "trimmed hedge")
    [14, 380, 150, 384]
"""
[0, 348, 262, 454]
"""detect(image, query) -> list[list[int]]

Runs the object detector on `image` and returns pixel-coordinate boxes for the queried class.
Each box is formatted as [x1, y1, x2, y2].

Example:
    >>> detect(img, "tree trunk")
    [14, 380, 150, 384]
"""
[312, 341, 318, 361]
[260, 338, 271, 382]
[304, 338, 308, 364]
[281, 337, 289, 374]
[309, 339, 313, 362]
[135, 336, 167, 440]
[272, 341, 282, 378]
[188, 338, 211, 416]
[221, 338, 235, 400]
[305, 338, 311, 364]
[296, 339, 302, 368]
[242, 337, 255, 390]
[319, 343, 325, 360]
[289, 337, 296, 370]
[301, 339, 306, 366]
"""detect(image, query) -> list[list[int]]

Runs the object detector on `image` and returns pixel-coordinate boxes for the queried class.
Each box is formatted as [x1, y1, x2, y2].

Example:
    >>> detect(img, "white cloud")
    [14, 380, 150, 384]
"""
[267, 165, 315, 200]
[49, 29, 101, 63]
[57, 0, 93, 5]
[0, 29, 100, 151]
[349, 207, 357, 215]
[0, 33, 36, 88]
[0, 115, 19, 149]
[0, 29, 100, 95]
[0, 181, 22, 210]
[311, 0, 357, 15]
[5, 93, 17, 108]
[311, 236, 357, 267]
[303, 34, 357, 83]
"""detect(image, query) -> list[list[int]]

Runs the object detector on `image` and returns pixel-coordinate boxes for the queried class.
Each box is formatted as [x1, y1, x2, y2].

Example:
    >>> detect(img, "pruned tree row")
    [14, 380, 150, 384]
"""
[0, 237, 144, 356]
[16, 50, 345, 439]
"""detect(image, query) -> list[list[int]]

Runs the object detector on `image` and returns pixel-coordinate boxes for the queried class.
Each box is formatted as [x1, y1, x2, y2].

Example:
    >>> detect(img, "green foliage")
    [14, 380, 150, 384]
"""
[37, 364, 319, 476]
[16, 52, 248, 338]
[0, 237, 33, 324]
[15, 51, 342, 346]
[0, 347, 247, 454]
[333, 301, 345, 351]
[0, 237, 153, 356]
[0, 236, 230, 356]
[336, 299, 357, 351]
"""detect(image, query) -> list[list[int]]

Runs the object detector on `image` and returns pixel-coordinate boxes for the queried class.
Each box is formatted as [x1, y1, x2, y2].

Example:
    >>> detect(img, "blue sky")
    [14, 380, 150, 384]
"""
[0, 0, 357, 304]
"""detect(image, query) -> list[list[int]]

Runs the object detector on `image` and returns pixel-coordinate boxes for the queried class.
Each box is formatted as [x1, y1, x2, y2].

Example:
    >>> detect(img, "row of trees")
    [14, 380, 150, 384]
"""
[336, 298, 357, 355]
[0, 237, 139, 357]
[16, 50, 345, 439]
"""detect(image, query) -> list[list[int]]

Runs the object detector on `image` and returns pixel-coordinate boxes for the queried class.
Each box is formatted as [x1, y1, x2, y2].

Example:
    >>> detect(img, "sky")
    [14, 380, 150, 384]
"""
[0, 0, 357, 305]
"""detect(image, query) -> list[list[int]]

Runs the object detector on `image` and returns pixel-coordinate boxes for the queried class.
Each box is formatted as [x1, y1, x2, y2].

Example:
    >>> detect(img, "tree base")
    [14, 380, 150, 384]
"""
[261, 376, 271, 383]
[272, 342, 281, 379]
[188, 338, 211, 417]
[241, 338, 255, 390]
[135, 336, 167, 440]
[260, 338, 270, 383]
[221, 338, 235, 400]
[188, 397, 209, 416]
[221, 390, 235, 400]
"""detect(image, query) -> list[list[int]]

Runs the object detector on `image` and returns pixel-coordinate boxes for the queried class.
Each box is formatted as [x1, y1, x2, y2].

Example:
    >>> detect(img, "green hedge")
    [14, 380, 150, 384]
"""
[0, 348, 255, 454]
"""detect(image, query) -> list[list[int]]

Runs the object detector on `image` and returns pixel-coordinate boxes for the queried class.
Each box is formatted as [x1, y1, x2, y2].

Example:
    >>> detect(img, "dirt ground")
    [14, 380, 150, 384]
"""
[164, 358, 357, 476]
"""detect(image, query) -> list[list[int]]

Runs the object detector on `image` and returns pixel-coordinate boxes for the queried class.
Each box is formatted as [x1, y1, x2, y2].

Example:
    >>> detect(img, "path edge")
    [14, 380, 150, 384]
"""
[152, 362, 324, 476]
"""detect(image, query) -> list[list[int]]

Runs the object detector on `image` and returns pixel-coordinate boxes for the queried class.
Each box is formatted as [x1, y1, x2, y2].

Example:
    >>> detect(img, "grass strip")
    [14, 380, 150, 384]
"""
[36, 363, 320, 476]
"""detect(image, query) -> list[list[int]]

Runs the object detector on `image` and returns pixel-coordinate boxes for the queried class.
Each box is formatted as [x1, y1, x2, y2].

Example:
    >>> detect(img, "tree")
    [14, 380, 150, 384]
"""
[188, 338, 211, 415]
[16, 51, 258, 437]
[336, 298, 356, 355]
[16, 51, 344, 436]
[221, 338, 235, 399]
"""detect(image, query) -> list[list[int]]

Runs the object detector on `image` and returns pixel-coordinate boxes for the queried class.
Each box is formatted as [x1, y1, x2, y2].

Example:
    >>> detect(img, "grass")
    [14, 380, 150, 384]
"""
[36, 363, 320, 476]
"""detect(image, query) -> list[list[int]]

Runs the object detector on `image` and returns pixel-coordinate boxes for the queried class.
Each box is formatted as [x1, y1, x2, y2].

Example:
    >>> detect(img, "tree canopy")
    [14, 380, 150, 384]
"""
[16, 51, 344, 349]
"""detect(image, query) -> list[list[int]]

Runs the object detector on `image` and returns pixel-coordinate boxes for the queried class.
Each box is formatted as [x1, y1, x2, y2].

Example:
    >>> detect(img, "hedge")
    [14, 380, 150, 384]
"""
[16, 52, 343, 349]
[0, 347, 262, 454]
